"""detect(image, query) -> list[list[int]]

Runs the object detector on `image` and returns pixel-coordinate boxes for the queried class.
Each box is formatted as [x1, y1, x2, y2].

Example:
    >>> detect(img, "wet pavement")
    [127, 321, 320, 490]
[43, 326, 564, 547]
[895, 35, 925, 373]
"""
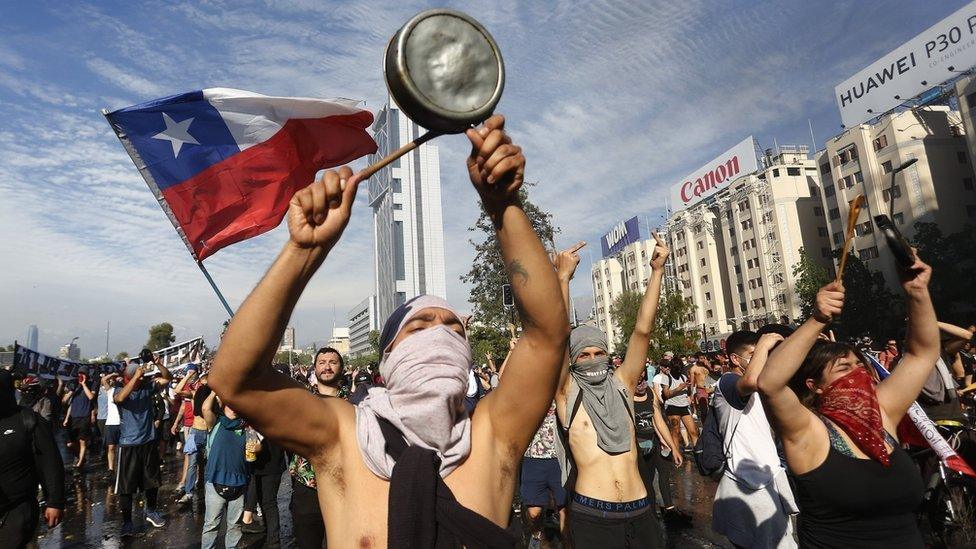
[36, 447, 731, 548]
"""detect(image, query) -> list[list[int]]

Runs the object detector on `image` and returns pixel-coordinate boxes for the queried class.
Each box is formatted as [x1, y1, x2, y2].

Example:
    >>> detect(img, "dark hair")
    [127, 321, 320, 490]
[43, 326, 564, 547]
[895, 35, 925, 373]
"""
[725, 330, 759, 358]
[757, 323, 795, 339]
[667, 358, 686, 378]
[314, 347, 345, 370]
[789, 340, 869, 407]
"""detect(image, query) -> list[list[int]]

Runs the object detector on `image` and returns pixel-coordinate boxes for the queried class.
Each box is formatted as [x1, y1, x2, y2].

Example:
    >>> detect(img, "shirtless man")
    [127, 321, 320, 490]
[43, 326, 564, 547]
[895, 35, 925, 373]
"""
[688, 354, 711, 421]
[555, 233, 669, 548]
[210, 115, 570, 547]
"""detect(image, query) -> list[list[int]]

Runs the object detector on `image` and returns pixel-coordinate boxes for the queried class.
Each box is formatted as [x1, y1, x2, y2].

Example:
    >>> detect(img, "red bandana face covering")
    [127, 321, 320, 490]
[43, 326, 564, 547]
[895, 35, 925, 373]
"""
[816, 366, 890, 465]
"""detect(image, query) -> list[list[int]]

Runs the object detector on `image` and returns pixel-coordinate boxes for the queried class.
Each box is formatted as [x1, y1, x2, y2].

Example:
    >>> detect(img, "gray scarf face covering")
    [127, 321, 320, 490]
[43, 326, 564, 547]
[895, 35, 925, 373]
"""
[567, 326, 632, 454]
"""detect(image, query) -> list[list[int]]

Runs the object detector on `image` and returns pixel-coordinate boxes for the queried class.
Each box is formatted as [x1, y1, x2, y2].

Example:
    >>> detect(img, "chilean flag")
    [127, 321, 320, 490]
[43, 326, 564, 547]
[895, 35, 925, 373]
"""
[104, 88, 377, 260]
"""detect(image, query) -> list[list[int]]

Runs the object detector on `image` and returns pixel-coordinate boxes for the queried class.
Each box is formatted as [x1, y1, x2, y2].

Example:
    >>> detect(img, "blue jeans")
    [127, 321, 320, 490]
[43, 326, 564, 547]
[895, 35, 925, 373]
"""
[184, 428, 209, 495]
[201, 482, 244, 549]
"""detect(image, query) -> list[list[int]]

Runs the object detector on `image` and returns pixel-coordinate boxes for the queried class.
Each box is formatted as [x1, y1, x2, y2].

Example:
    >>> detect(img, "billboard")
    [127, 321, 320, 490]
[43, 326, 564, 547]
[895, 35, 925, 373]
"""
[835, 1, 976, 128]
[669, 136, 757, 211]
[601, 216, 641, 257]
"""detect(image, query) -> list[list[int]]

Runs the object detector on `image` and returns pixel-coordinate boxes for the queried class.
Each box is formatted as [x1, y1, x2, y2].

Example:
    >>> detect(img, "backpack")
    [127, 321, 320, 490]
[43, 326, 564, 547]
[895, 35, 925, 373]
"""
[693, 401, 738, 478]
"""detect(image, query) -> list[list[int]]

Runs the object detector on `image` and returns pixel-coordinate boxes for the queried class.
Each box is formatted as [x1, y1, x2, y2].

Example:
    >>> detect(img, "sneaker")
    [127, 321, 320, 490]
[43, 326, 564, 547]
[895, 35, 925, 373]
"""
[120, 521, 135, 538]
[176, 493, 193, 505]
[145, 511, 166, 528]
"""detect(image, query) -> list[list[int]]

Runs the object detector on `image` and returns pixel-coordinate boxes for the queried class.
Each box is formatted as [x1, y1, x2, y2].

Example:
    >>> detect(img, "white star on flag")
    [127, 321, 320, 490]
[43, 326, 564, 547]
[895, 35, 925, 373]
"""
[152, 113, 199, 157]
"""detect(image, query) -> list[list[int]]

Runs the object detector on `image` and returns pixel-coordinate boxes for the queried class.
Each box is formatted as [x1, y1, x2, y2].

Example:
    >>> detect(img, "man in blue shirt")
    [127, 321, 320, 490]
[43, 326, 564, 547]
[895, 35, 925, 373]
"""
[113, 355, 172, 537]
[199, 390, 249, 549]
[62, 373, 95, 470]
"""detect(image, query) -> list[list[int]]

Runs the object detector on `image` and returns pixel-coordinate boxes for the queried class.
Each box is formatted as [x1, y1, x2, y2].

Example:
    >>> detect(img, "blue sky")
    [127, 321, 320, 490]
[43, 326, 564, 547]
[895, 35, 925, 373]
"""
[0, 0, 965, 357]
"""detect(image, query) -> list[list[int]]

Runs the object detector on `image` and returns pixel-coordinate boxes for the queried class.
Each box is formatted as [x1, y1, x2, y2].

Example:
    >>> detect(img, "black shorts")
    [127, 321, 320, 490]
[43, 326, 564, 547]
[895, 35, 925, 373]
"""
[104, 424, 121, 446]
[665, 405, 690, 417]
[115, 441, 161, 495]
[68, 417, 91, 441]
[519, 457, 567, 507]
[569, 500, 662, 548]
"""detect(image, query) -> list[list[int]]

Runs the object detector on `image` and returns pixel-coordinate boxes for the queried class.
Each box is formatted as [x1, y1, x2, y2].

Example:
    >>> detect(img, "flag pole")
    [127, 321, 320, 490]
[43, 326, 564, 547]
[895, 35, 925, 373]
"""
[197, 262, 235, 318]
[103, 108, 236, 318]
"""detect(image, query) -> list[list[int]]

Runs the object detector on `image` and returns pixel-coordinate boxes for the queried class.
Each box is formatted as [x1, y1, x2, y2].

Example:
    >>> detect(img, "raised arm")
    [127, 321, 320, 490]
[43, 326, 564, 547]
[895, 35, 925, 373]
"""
[201, 390, 219, 430]
[876, 255, 938, 424]
[938, 322, 975, 356]
[551, 242, 585, 396]
[80, 376, 94, 400]
[758, 282, 843, 452]
[209, 166, 363, 459]
[466, 116, 570, 451]
[618, 233, 669, 389]
[114, 364, 145, 404]
[735, 333, 784, 397]
[173, 370, 195, 396]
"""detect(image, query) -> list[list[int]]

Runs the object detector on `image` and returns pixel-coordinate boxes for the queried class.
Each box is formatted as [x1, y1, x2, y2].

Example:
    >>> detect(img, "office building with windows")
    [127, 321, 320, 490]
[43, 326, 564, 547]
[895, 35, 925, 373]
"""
[591, 238, 660, 352]
[348, 295, 378, 357]
[816, 106, 976, 290]
[367, 97, 447, 326]
[665, 145, 833, 347]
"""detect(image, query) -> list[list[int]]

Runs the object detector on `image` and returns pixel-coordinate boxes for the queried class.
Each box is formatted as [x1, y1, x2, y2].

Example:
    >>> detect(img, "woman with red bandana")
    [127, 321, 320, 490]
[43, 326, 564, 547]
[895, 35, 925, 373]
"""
[757, 251, 939, 549]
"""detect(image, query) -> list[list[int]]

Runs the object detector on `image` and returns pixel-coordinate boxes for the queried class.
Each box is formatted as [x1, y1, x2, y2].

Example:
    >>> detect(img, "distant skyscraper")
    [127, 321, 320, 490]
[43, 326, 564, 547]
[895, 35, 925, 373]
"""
[348, 296, 377, 358]
[367, 97, 447, 326]
[281, 326, 296, 351]
[25, 325, 38, 350]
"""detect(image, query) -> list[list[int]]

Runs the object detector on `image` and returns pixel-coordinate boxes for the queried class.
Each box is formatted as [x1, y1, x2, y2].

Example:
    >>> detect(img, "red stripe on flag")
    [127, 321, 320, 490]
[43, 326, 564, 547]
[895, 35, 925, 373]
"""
[161, 111, 377, 260]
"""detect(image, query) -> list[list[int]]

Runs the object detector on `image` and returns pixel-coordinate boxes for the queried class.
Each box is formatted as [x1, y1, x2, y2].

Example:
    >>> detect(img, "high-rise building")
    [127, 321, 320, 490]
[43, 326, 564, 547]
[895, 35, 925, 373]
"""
[367, 97, 447, 327]
[59, 340, 80, 361]
[280, 326, 296, 351]
[591, 238, 660, 352]
[348, 296, 377, 358]
[816, 106, 976, 290]
[328, 327, 351, 357]
[665, 144, 833, 347]
[25, 325, 38, 351]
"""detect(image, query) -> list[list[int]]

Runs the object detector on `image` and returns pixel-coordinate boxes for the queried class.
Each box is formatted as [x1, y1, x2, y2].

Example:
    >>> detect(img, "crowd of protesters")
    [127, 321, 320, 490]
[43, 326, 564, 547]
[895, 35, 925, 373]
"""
[2, 113, 976, 549]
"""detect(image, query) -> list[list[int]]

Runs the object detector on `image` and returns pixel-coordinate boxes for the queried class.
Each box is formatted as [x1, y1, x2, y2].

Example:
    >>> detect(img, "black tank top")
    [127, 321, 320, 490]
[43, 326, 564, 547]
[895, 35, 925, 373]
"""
[791, 432, 924, 548]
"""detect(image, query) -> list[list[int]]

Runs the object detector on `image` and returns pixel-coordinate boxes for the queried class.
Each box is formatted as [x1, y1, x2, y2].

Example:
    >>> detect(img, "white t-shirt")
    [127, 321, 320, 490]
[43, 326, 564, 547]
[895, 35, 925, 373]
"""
[105, 387, 121, 426]
[652, 373, 690, 408]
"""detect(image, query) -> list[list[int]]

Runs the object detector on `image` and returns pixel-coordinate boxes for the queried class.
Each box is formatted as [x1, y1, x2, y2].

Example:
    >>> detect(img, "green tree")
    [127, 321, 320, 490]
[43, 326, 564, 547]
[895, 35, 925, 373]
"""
[467, 323, 510, 368]
[368, 330, 380, 355]
[609, 290, 642, 355]
[146, 322, 175, 351]
[911, 222, 976, 324]
[114, 351, 129, 361]
[274, 350, 312, 366]
[791, 247, 832, 319]
[648, 290, 697, 361]
[461, 185, 559, 330]
[833, 254, 902, 341]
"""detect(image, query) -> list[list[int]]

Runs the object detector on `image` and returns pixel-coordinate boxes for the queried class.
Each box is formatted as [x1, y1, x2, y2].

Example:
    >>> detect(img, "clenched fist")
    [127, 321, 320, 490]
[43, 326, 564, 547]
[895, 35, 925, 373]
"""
[465, 114, 525, 211]
[287, 166, 362, 249]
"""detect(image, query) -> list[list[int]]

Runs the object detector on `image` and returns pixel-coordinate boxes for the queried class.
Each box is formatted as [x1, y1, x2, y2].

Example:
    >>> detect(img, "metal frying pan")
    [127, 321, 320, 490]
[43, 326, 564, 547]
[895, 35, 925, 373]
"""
[360, 9, 505, 179]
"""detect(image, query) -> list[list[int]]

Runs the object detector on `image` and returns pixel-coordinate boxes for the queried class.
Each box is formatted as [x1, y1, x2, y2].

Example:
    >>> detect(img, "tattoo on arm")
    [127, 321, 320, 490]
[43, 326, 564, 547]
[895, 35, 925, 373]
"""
[507, 259, 529, 288]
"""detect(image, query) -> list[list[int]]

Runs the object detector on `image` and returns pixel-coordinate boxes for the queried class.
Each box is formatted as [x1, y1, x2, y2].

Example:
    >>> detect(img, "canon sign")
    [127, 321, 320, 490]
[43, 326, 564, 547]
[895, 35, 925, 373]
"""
[669, 136, 758, 211]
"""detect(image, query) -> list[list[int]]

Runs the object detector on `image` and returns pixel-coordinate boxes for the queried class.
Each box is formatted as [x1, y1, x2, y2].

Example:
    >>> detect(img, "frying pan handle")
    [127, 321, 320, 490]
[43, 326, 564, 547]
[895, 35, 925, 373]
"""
[357, 130, 443, 180]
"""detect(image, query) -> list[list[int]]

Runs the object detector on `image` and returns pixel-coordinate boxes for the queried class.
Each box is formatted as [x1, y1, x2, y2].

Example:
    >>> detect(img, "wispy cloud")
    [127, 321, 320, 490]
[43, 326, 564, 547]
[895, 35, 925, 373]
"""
[86, 58, 167, 97]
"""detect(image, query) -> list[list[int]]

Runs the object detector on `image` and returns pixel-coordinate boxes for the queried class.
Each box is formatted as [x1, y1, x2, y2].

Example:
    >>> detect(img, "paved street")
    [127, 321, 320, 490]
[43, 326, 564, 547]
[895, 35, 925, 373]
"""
[35, 449, 730, 548]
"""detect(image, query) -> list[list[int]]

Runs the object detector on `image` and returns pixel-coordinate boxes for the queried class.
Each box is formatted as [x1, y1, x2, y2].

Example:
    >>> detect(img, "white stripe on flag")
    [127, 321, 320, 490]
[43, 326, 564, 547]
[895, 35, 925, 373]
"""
[202, 88, 368, 151]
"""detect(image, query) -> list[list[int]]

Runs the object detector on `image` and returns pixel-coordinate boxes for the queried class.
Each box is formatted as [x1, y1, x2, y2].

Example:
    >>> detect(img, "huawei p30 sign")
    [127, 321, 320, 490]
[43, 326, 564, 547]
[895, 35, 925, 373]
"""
[669, 136, 758, 211]
[835, 1, 976, 128]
